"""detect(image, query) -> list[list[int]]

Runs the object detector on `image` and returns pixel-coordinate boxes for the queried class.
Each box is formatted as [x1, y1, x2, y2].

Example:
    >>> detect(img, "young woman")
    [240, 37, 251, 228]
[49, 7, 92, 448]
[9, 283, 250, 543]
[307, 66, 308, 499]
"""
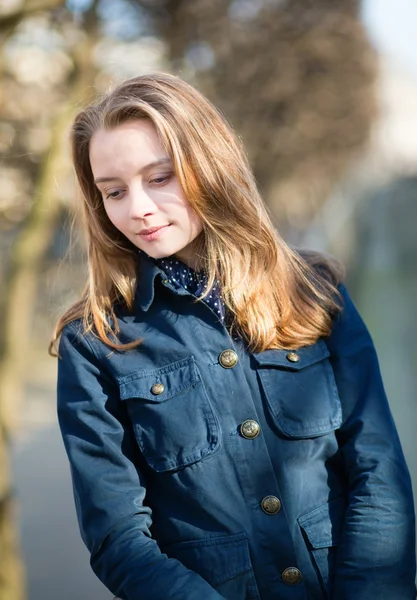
[52, 73, 416, 600]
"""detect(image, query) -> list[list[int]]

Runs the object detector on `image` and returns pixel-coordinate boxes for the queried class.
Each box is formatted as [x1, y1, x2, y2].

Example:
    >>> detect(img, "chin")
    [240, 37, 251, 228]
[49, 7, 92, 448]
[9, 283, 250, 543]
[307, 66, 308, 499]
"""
[144, 248, 174, 260]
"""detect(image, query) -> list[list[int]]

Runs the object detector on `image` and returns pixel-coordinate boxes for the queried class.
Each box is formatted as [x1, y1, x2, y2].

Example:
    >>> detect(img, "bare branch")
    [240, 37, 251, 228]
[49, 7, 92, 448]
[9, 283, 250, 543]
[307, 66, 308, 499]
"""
[0, 0, 65, 36]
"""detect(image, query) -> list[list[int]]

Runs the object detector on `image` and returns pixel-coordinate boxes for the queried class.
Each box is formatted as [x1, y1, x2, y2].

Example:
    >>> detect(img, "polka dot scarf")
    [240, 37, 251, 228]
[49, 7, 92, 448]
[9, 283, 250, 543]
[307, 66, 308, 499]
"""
[156, 257, 226, 323]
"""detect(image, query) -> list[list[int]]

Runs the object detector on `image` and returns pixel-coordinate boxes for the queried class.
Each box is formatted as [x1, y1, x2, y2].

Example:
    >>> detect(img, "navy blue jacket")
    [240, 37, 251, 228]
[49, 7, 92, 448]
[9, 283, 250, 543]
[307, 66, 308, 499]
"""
[57, 254, 416, 600]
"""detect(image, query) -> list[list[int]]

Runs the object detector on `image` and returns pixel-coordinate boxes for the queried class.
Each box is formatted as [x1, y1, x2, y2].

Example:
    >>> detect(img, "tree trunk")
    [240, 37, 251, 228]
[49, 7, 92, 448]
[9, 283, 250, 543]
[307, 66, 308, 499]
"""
[0, 8, 99, 597]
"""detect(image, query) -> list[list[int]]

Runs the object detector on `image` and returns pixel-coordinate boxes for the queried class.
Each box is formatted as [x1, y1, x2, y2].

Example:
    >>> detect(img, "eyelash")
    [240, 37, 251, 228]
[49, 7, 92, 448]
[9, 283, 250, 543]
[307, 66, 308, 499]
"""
[105, 190, 123, 200]
[149, 173, 173, 185]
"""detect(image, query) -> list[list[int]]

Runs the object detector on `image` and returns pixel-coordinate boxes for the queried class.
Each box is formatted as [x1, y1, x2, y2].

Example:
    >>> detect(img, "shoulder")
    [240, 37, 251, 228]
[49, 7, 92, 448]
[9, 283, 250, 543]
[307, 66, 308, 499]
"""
[297, 248, 345, 287]
[60, 318, 91, 348]
[58, 318, 103, 367]
[290, 251, 374, 357]
[326, 283, 377, 362]
[57, 319, 118, 402]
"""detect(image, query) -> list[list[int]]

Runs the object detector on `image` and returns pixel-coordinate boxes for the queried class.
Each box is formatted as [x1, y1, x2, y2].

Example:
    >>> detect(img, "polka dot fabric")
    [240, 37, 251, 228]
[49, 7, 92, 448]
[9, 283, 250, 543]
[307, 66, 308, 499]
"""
[156, 257, 226, 323]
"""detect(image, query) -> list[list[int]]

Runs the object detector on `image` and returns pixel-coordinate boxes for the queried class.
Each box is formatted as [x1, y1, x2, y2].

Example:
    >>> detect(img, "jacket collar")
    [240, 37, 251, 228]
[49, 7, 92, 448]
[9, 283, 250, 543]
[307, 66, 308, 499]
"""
[134, 252, 165, 312]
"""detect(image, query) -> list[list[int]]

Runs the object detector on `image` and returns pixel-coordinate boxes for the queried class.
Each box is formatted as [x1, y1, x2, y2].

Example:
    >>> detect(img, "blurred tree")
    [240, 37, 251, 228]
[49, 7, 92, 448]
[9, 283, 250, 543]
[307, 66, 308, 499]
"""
[128, 0, 377, 233]
[0, 1, 100, 597]
[0, 0, 63, 37]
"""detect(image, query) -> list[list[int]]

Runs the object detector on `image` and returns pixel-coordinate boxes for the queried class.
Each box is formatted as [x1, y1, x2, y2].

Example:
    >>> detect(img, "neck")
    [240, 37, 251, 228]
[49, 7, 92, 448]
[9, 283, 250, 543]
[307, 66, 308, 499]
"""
[173, 234, 205, 271]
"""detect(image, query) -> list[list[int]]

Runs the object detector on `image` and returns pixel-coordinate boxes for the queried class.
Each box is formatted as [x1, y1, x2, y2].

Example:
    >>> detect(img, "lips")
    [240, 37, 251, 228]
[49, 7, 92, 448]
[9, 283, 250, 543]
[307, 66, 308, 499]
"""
[137, 224, 171, 242]
[139, 224, 170, 236]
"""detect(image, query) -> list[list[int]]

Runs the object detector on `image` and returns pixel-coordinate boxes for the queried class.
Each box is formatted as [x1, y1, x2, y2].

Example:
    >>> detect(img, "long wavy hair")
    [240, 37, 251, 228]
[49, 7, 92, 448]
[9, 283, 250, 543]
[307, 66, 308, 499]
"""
[50, 72, 343, 355]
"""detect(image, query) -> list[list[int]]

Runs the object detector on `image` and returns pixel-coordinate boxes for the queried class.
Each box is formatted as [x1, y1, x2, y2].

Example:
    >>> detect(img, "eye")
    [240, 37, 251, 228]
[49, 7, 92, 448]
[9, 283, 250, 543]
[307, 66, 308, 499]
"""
[149, 173, 173, 185]
[104, 189, 125, 200]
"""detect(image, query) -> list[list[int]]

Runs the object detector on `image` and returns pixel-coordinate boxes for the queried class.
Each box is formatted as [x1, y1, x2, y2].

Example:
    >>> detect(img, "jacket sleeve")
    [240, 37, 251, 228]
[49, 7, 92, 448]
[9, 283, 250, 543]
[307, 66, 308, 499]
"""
[57, 323, 225, 600]
[327, 284, 416, 599]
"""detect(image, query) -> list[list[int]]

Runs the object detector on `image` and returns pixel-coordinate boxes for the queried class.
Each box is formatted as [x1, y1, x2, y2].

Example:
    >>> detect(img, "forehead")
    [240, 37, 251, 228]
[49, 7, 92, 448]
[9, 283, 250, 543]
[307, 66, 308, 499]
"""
[89, 119, 166, 177]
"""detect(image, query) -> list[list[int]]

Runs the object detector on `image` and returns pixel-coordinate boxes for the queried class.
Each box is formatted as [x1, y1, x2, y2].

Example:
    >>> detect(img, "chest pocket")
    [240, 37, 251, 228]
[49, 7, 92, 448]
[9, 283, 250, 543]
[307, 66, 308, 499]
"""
[117, 356, 221, 472]
[252, 340, 342, 438]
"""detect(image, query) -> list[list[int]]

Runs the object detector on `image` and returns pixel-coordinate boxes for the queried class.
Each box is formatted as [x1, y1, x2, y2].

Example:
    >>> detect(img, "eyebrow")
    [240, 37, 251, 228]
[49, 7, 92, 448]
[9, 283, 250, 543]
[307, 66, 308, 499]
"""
[94, 158, 172, 184]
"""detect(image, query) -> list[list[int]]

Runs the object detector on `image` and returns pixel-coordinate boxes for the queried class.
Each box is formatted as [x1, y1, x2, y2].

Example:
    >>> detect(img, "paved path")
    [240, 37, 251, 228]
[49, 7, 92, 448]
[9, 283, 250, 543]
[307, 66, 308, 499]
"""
[12, 388, 112, 600]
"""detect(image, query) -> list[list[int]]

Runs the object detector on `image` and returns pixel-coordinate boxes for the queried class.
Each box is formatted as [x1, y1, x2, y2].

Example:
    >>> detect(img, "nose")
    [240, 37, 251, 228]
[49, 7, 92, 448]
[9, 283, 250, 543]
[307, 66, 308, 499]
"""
[128, 187, 157, 220]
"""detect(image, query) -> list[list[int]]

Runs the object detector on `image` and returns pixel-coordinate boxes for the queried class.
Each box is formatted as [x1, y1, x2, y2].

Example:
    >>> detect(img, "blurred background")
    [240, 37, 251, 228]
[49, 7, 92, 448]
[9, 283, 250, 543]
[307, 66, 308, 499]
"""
[0, 0, 416, 598]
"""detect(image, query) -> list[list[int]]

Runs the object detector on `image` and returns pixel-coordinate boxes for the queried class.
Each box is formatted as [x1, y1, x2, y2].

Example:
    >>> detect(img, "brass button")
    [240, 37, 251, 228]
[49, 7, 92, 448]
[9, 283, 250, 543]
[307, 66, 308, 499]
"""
[151, 383, 165, 395]
[240, 420, 260, 439]
[261, 495, 281, 515]
[286, 351, 300, 363]
[162, 279, 169, 284]
[282, 567, 302, 586]
[219, 349, 238, 368]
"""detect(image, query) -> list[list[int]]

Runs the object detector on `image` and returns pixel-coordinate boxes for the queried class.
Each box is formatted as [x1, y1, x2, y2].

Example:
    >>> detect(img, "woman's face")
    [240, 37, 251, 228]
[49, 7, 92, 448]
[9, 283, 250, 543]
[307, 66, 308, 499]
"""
[89, 119, 203, 268]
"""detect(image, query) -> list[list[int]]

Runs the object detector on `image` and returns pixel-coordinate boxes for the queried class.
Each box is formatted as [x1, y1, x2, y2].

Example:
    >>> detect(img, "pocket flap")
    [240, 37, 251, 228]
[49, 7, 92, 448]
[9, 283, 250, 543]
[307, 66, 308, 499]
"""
[163, 533, 252, 587]
[117, 356, 200, 402]
[252, 339, 330, 370]
[298, 496, 346, 549]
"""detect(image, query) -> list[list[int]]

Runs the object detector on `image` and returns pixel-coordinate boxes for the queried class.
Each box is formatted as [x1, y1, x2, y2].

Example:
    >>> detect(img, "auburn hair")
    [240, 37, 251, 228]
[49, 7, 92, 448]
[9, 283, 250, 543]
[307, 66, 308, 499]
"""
[50, 72, 343, 355]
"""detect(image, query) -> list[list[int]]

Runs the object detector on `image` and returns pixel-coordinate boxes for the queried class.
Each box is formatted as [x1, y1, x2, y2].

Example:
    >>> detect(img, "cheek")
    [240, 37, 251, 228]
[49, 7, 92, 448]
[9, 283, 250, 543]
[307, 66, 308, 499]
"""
[189, 208, 203, 236]
[191, 213, 203, 236]
[180, 200, 203, 234]
[103, 203, 123, 230]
